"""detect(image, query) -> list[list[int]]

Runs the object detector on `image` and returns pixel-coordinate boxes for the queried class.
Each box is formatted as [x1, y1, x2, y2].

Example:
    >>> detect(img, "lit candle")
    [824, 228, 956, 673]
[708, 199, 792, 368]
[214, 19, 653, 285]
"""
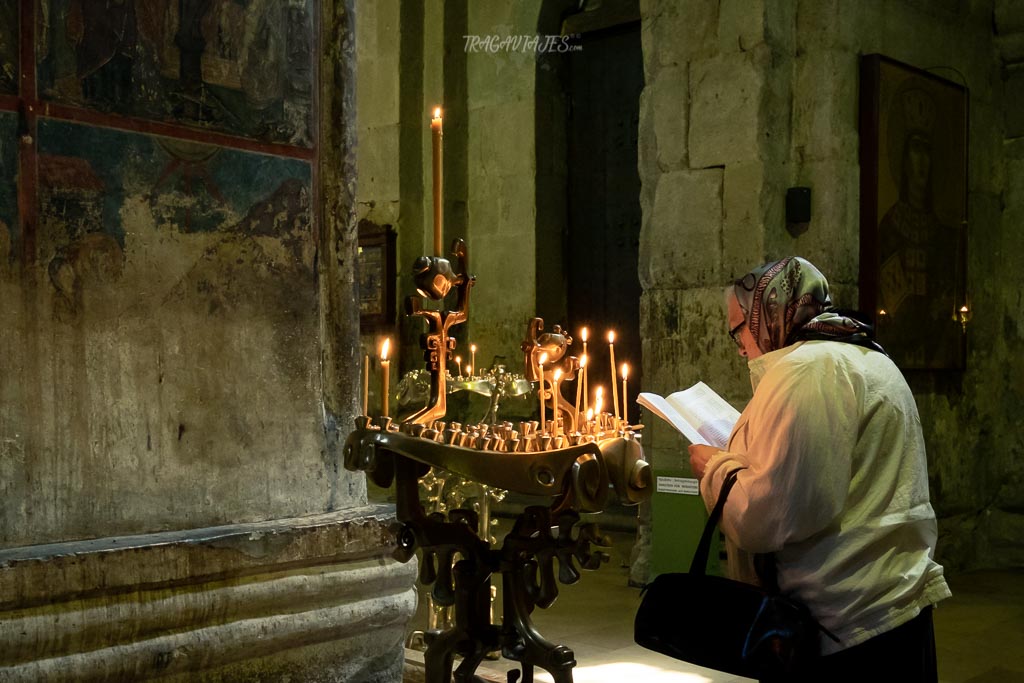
[586, 408, 594, 433]
[465, 365, 472, 377]
[538, 352, 548, 434]
[581, 327, 589, 414]
[454, 355, 462, 378]
[552, 369, 562, 436]
[574, 355, 587, 425]
[380, 338, 391, 417]
[608, 331, 619, 420]
[621, 363, 629, 425]
[470, 343, 477, 377]
[431, 107, 443, 257]
[362, 353, 369, 416]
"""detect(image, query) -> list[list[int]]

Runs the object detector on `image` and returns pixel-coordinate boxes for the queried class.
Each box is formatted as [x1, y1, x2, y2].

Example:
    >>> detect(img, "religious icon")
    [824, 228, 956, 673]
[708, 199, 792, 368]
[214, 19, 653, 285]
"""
[859, 54, 968, 370]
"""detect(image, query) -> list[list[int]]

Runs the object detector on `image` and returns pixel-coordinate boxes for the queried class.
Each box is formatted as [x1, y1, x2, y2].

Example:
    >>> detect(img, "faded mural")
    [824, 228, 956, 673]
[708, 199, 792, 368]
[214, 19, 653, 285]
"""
[37, 119, 312, 315]
[0, 0, 15, 95]
[36, 0, 314, 147]
[0, 113, 15, 272]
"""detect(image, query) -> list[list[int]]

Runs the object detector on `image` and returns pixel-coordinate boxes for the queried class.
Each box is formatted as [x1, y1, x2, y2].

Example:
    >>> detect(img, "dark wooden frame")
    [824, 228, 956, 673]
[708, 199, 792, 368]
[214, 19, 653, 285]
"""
[357, 220, 396, 332]
[859, 53, 968, 370]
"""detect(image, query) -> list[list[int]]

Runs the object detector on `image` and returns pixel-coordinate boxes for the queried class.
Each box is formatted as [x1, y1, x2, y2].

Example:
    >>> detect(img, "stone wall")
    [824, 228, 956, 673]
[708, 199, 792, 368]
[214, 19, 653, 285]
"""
[0, 1, 416, 679]
[355, 0, 549, 395]
[637, 0, 1019, 575]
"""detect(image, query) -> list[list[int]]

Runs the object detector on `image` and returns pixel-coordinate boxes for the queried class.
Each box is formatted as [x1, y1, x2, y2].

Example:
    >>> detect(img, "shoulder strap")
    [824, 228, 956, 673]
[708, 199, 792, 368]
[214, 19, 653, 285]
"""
[688, 468, 745, 575]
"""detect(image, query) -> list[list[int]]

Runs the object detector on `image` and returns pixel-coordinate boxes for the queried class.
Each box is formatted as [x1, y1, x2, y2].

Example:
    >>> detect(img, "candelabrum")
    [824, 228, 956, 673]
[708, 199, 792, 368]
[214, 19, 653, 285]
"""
[345, 239, 652, 683]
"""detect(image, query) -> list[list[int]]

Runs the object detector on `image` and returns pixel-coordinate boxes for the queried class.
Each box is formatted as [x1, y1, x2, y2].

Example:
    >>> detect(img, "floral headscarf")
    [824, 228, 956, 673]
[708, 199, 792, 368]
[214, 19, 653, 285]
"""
[733, 257, 884, 354]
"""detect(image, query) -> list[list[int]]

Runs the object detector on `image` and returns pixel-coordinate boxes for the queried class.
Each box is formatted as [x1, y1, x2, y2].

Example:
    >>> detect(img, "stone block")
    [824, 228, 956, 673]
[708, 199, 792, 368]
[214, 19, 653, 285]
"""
[640, 0, 718, 77]
[1006, 68, 1024, 139]
[640, 288, 750, 400]
[638, 168, 723, 289]
[795, 0, 861, 52]
[718, 0, 766, 53]
[769, 157, 859, 286]
[469, 102, 536, 179]
[722, 160, 767, 280]
[637, 88, 659, 217]
[689, 50, 767, 168]
[996, 0, 1024, 35]
[651, 65, 689, 170]
[791, 49, 859, 163]
[0, 507, 417, 682]
[987, 509, 1024, 568]
[465, 0, 539, 110]
[357, 125, 401, 205]
[966, 98, 1005, 201]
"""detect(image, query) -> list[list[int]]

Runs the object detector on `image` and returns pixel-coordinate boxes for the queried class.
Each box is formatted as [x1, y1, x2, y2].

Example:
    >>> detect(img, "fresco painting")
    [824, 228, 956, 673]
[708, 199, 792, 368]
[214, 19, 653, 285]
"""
[0, 113, 16, 268]
[0, 0, 15, 95]
[36, 119, 312, 313]
[36, 0, 314, 147]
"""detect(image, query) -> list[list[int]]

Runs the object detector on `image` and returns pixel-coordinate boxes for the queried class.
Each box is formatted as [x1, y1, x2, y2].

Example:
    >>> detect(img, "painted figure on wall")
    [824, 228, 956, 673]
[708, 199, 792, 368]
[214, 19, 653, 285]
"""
[876, 74, 965, 369]
[37, 0, 313, 146]
[66, 0, 138, 107]
[0, 113, 17, 275]
[0, 0, 16, 94]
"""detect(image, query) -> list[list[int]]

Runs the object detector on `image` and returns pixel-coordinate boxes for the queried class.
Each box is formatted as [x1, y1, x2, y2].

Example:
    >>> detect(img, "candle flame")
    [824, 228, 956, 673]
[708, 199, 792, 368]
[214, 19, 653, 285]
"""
[586, 408, 594, 421]
[554, 369, 562, 381]
[470, 343, 477, 352]
[380, 338, 391, 360]
[539, 352, 548, 365]
[621, 363, 629, 380]
[960, 305, 969, 313]
[580, 354, 588, 368]
[433, 107, 442, 119]
[465, 365, 472, 375]
[455, 356, 461, 364]
[596, 386, 603, 398]
[581, 327, 589, 342]
[607, 330, 615, 344]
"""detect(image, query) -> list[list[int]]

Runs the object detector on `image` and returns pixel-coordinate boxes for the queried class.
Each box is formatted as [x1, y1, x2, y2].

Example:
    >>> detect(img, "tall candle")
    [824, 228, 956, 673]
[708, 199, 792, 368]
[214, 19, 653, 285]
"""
[608, 331, 619, 420]
[380, 338, 391, 417]
[574, 355, 587, 426]
[621, 363, 629, 425]
[362, 353, 369, 416]
[552, 369, 562, 436]
[581, 327, 589, 414]
[537, 353, 548, 434]
[454, 355, 462, 378]
[470, 344, 477, 377]
[431, 107, 443, 257]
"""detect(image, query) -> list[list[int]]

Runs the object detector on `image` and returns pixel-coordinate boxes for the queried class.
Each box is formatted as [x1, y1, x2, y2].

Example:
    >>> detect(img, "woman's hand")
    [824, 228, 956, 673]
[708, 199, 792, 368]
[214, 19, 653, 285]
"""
[688, 444, 721, 480]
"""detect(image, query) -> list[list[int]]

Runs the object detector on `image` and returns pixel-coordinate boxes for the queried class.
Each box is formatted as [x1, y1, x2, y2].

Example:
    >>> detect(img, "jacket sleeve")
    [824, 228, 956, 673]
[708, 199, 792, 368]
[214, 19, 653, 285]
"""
[700, 354, 857, 554]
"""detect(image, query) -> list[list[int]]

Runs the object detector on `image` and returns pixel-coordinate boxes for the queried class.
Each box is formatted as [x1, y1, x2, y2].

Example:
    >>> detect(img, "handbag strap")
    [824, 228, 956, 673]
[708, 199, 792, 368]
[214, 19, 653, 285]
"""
[688, 468, 745, 574]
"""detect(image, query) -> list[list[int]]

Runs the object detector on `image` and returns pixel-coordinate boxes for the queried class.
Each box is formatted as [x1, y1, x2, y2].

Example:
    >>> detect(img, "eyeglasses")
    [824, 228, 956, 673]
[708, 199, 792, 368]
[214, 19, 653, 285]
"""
[729, 322, 745, 349]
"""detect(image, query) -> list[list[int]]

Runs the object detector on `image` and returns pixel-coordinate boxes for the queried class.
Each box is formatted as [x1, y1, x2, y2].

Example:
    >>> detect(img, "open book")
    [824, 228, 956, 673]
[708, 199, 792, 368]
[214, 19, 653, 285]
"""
[637, 381, 740, 448]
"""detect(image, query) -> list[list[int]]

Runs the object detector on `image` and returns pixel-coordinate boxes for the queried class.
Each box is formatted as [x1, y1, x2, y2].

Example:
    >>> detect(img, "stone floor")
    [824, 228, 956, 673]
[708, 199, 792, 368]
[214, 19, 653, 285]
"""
[405, 521, 1024, 683]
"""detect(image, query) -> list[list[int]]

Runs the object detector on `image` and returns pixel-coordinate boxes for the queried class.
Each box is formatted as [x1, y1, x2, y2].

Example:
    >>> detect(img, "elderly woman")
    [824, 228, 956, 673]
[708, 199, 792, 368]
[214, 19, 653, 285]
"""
[688, 257, 950, 683]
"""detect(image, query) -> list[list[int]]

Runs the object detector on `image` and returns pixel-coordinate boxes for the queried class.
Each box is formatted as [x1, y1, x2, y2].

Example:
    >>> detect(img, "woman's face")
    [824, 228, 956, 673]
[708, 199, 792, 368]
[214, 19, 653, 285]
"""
[728, 293, 763, 360]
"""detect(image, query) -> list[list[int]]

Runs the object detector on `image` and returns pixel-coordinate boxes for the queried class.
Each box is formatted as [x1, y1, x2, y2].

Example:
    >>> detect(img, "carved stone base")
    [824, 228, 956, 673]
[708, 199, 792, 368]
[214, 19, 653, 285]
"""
[0, 505, 416, 682]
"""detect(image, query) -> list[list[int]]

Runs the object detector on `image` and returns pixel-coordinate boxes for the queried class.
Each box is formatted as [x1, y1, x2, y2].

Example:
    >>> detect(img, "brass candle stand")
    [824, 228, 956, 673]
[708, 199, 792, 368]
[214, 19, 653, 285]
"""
[344, 239, 652, 683]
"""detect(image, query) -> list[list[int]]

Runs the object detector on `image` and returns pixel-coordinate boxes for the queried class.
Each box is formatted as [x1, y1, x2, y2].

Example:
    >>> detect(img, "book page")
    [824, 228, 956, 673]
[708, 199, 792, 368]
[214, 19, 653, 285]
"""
[664, 381, 740, 448]
[635, 392, 706, 445]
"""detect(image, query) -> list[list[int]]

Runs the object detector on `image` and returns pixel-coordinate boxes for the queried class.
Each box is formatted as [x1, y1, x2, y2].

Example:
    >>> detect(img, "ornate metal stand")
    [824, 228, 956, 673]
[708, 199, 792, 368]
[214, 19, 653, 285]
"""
[344, 240, 651, 683]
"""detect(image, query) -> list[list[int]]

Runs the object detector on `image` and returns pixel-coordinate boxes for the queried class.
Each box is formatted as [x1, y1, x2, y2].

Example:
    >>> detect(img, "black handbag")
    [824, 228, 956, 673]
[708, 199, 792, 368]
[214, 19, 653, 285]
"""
[634, 469, 838, 679]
